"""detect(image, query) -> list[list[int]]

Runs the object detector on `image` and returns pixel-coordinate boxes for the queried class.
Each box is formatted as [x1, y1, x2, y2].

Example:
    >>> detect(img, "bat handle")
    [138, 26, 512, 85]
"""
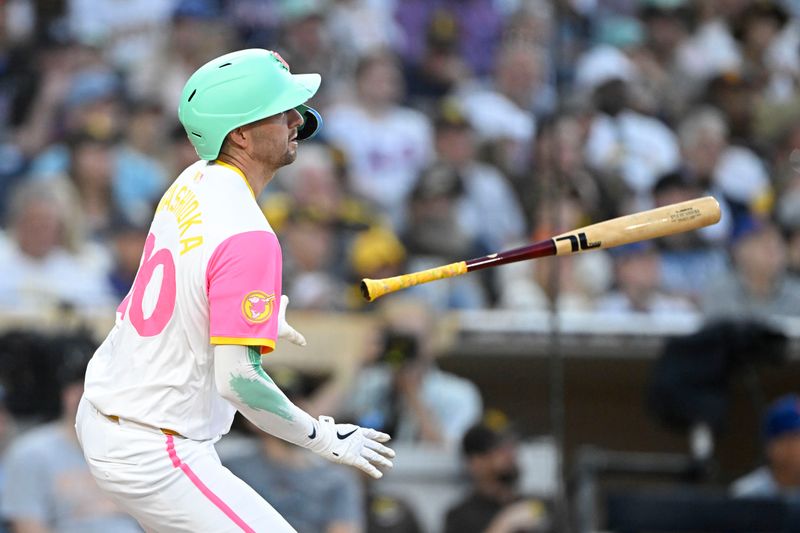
[360, 261, 468, 302]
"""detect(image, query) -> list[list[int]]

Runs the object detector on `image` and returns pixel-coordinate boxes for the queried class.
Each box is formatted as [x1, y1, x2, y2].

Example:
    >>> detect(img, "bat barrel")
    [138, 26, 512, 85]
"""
[550, 196, 721, 255]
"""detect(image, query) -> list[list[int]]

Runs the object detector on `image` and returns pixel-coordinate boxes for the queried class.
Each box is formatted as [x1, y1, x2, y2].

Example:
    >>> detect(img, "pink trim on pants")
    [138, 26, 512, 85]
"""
[165, 435, 256, 533]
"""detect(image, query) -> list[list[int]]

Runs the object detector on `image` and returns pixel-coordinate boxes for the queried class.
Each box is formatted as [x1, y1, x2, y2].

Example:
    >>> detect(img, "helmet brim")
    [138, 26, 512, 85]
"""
[291, 73, 321, 99]
[263, 72, 321, 123]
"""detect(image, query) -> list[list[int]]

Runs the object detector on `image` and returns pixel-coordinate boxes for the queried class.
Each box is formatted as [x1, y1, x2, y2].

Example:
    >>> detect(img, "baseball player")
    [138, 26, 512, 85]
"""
[75, 49, 395, 533]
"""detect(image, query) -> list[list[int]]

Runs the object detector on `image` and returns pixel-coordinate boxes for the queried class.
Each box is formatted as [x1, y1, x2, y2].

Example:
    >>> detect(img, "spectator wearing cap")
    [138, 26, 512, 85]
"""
[402, 11, 472, 116]
[26, 62, 127, 178]
[730, 0, 797, 103]
[347, 226, 407, 309]
[702, 72, 760, 148]
[595, 241, 695, 315]
[444, 420, 550, 533]
[402, 162, 488, 309]
[732, 394, 800, 501]
[28, 70, 166, 231]
[652, 170, 729, 300]
[636, 0, 697, 119]
[577, 43, 681, 206]
[702, 217, 800, 319]
[0, 331, 141, 532]
[392, 0, 503, 79]
[432, 101, 526, 255]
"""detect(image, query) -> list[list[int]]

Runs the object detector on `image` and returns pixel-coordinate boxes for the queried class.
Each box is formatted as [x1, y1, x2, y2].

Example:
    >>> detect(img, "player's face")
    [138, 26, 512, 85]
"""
[247, 109, 304, 169]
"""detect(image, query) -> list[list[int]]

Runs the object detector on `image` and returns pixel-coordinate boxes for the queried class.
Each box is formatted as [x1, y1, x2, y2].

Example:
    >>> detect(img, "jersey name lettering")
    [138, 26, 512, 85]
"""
[156, 182, 205, 255]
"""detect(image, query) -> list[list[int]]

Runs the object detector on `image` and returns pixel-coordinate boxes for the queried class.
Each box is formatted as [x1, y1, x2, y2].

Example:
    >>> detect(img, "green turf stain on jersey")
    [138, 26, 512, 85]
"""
[228, 347, 294, 421]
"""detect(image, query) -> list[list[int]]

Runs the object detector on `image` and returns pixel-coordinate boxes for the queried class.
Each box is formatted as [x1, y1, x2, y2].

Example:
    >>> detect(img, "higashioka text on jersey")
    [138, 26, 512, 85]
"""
[155, 181, 204, 255]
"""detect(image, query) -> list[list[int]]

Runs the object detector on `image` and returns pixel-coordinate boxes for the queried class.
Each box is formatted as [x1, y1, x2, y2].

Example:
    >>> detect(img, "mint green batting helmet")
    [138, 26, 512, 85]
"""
[178, 48, 322, 161]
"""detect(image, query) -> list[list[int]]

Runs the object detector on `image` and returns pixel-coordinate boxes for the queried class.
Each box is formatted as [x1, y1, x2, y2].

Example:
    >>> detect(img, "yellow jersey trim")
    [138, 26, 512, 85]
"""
[210, 336, 276, 350]
[213, 160, 255, 198]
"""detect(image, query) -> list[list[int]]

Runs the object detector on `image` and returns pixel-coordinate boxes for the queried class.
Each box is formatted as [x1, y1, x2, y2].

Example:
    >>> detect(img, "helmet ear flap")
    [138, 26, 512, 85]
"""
[296, 106, 322, 141]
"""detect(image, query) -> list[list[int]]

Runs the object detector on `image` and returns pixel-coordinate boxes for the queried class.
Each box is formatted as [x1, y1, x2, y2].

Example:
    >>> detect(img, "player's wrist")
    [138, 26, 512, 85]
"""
[303, 415, 336, 455]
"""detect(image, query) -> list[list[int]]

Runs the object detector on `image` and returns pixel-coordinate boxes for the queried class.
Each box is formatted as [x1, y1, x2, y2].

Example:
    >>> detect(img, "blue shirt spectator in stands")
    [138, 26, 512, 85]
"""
[595, 241, 696, 315]
[732, 394, 800, 502]
[702, 216, 800, 319]
[653, 171, 729, 304]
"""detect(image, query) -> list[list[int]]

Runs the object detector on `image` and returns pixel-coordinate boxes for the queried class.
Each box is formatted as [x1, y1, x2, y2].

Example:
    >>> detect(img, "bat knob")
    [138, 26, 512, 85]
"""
[360, 279, 375, 302]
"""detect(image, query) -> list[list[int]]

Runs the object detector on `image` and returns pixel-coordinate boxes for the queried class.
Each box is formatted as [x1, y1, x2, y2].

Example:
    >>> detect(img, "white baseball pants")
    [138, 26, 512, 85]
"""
[75, 396, 296, 533]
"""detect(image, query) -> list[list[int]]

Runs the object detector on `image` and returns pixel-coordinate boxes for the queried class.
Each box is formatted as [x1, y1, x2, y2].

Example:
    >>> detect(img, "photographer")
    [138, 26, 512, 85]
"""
[338, 297, 482, 447]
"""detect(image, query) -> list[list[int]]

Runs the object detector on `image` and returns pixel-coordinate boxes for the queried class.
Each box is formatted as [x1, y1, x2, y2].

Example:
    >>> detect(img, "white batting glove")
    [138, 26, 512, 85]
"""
[306, 415, 395, 479]
[277, 295, 306, 346]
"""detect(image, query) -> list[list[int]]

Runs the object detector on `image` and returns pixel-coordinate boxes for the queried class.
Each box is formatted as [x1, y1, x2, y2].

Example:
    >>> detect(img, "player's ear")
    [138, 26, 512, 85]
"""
[225, 127, 248, 151]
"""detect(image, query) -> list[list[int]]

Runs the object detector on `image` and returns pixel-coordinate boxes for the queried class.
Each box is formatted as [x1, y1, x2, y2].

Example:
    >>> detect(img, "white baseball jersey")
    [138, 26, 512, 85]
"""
[84, 160, 283, 441]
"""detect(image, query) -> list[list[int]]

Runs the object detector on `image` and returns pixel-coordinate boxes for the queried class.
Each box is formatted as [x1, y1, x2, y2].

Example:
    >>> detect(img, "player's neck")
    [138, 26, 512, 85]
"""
[215, 154, 275, 197]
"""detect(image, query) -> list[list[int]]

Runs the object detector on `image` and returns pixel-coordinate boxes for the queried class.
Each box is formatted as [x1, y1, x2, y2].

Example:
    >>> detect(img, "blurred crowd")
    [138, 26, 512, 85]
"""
[1, 0, 800, 320]
[2, 0, 800, 531]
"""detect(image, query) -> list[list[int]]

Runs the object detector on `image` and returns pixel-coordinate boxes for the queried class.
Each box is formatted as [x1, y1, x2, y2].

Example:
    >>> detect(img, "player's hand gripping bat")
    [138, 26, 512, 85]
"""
[360, 196, 721, 302]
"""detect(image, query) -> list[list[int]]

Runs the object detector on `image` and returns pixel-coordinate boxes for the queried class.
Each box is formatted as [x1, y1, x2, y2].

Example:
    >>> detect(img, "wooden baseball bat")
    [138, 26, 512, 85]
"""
[360, 196, 721, 302]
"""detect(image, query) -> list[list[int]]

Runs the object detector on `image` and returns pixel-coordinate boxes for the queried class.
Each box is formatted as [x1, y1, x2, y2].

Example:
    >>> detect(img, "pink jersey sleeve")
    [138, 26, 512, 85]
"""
[207, 230, 282, 353]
